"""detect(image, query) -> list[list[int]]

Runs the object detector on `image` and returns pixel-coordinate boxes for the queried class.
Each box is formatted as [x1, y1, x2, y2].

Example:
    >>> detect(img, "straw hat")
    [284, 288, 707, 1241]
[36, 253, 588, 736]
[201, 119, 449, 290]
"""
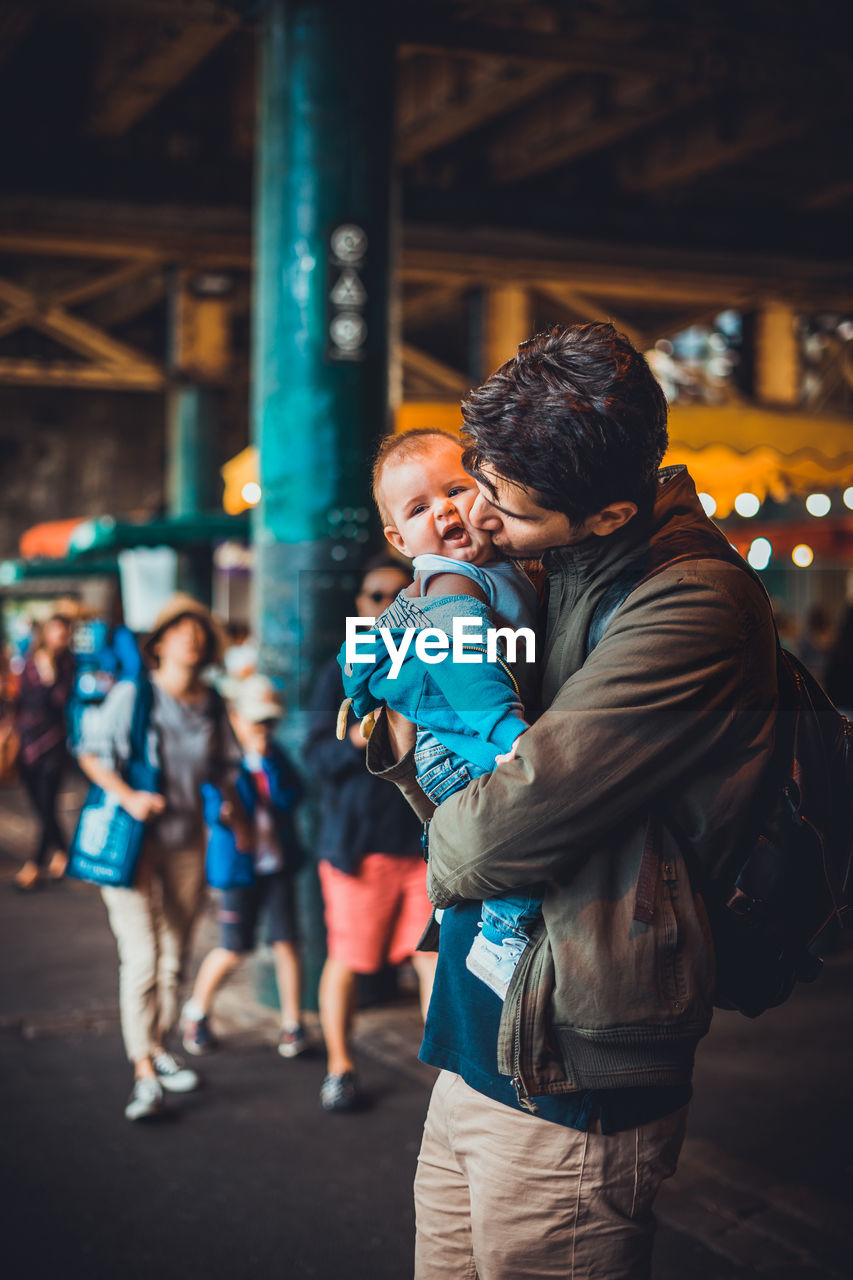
[143, 593, 225, 667]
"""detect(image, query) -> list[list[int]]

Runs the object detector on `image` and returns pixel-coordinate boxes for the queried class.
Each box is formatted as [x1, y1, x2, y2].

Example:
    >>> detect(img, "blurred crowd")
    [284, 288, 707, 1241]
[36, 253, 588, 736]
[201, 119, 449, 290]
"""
[0, 561, 429, 1121]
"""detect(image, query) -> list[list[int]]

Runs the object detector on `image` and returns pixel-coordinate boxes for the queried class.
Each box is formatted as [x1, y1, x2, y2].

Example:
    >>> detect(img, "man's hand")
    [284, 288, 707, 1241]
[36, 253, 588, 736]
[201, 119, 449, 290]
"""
[381, 705, 417, 760]
[219, 785, 253, 852]
[124, 790, 167, 823]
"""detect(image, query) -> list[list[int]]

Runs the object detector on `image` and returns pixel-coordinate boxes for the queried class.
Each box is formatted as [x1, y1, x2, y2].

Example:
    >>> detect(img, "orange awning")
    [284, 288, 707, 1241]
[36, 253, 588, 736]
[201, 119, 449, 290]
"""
[19, 518, 87, 559]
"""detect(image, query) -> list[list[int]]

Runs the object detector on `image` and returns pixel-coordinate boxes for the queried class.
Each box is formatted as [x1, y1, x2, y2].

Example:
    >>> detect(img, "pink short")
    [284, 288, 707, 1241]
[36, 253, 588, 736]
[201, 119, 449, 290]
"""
[319, 854, 433, 974]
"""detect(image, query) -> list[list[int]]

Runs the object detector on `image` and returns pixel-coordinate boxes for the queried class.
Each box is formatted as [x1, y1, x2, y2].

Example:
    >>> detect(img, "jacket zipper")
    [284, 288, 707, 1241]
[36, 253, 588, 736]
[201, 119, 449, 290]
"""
[462, 640, 532, 1107]
[508, 942, 540, 1114]
[462, 645, 521, 696]
[510, 993, 538, 1113]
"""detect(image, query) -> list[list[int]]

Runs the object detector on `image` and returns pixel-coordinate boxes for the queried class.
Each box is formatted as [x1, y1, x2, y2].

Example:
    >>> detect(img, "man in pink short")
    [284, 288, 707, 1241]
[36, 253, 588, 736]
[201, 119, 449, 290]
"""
[306, 559, 437, 1112]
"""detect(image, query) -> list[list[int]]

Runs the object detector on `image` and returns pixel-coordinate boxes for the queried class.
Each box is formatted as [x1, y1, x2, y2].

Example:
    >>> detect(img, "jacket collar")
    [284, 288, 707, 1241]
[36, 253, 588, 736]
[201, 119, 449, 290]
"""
[542, 466, 705, 586]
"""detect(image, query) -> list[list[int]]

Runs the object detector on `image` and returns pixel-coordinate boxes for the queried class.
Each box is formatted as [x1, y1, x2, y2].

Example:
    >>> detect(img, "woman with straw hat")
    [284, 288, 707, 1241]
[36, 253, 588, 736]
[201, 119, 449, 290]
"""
[77, 594, 243, 1121]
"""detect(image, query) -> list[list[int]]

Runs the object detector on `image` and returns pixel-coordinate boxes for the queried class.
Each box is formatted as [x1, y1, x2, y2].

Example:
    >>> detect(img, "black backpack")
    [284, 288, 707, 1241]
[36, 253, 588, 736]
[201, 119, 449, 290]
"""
[588, 538, 852, 1018]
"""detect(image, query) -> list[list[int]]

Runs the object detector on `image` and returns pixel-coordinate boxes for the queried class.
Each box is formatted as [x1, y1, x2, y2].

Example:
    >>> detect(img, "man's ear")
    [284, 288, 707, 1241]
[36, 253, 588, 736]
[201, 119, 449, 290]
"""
[383, 525, 407, 555]
[586, 502, 638, 538]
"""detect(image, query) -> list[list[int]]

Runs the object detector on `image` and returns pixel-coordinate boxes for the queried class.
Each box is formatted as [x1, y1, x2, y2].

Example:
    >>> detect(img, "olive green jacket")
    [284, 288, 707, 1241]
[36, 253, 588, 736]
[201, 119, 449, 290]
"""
[367, 467, 777, 1099]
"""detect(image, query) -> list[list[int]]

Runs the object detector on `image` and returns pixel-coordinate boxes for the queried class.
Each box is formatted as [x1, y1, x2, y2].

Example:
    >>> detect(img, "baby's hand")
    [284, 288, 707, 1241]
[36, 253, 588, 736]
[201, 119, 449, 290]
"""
[495, 734, 524, 766]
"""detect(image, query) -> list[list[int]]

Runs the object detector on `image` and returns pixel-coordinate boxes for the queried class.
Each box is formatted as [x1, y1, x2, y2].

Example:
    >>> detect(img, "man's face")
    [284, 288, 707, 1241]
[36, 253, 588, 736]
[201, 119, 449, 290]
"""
[355, 567, 409, 617]
[467, 466, 583, 557]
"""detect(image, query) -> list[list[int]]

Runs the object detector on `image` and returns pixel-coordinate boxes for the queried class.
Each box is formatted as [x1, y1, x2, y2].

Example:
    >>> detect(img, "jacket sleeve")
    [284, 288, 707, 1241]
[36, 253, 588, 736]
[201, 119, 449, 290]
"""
[365, 711, 437, 824]
[426, 566, 776, 907]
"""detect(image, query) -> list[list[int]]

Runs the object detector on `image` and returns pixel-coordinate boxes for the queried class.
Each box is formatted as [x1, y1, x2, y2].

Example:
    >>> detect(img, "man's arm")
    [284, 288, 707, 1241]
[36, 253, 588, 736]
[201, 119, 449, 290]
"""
[425, 566, 776, 907]
[365, 706, 435, 824]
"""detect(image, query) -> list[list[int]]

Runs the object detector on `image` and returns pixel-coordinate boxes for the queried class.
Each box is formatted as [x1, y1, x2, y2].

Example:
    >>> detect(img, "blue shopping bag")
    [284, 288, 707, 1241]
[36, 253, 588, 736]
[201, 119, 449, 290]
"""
[66, 677, 159, 889]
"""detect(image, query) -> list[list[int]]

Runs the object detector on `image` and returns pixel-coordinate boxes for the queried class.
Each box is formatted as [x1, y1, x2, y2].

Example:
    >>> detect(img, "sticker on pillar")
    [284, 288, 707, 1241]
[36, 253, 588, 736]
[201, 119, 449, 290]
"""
[329, 311, 367, 362]
[330, 224, 368, 266]
[330, 269, 367, 309]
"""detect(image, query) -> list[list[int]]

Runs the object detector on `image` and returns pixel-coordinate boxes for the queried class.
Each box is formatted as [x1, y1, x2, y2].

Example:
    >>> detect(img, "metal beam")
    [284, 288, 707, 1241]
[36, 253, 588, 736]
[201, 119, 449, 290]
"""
[51, 260, 165, 310]
[399, 18, 687, 79]
[89, 15, 239, 136]
[397, 58, 567, 165]
[0, 358, 165, 391]
[803, 179, 853, 211]
[401, 227, 853, 311]
[401, 284, 468, 328]
[489, 76, 706, 184]
[86, 272, 168, 328]
[535, 282, 646, 350]
[0, 275, 164, 383]
[401, 343, 472, 397]
[615, 100, 811, 193]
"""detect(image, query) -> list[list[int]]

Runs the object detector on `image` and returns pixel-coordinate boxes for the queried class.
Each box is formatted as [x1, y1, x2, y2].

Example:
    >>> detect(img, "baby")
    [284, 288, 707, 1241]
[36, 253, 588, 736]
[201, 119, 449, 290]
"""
[340, 429, 542, 1000]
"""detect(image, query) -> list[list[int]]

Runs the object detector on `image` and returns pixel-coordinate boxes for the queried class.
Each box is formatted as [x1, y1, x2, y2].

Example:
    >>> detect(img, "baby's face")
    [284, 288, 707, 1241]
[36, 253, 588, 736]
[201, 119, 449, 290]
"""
[381, 439, 495, 564]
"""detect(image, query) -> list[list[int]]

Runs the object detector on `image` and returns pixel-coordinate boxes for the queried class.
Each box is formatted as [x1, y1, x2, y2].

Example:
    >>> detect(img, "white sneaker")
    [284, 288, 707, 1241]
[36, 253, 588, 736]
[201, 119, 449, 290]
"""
[125, 1077, 165, 1121]
[152, 1050, 200, 1093]
[465, 931, 528, 1000]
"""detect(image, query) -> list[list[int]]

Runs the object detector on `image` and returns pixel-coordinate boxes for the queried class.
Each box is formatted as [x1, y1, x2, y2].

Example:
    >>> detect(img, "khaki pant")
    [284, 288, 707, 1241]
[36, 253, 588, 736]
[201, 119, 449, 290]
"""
[414, 1071, 687, 1280]
[101, 841, 206, 1063]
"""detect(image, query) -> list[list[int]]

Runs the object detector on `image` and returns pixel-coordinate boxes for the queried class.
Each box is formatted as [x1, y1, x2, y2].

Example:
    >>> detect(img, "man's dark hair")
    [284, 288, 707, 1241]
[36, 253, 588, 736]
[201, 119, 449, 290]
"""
[461, 322, 668, 525]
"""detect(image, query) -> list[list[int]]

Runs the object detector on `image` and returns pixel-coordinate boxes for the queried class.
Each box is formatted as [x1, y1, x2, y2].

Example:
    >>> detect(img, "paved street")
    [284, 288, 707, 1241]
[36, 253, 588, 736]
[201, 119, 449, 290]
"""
[1, 777, 851, 1280]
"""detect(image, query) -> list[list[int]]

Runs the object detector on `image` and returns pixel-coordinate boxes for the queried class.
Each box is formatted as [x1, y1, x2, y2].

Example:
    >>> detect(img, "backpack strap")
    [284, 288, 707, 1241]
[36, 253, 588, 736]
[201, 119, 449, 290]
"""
[207, 686, 238, 784]
[127, 675, 154, 767]
[584, 540, 770, 925]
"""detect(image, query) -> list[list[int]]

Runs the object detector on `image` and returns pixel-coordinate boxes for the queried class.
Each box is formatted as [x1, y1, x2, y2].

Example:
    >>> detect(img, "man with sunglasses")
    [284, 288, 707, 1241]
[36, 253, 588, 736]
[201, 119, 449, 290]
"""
[367, 324, 778, 1279]
[306, 557, 437, 1113]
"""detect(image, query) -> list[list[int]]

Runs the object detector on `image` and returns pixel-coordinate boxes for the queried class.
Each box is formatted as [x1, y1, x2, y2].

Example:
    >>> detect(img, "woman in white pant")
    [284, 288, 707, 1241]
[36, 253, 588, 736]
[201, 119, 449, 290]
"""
[77, 594, 242, 1121]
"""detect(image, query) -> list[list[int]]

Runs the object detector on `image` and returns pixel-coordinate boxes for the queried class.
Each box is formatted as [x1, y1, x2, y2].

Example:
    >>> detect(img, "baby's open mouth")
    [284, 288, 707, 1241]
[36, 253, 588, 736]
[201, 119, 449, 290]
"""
[442, 522, 470, 545]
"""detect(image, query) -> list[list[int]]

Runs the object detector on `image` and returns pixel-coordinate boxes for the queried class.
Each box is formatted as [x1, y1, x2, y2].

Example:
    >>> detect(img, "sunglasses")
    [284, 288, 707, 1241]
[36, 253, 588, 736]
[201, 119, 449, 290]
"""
[360, 590, 397, 603]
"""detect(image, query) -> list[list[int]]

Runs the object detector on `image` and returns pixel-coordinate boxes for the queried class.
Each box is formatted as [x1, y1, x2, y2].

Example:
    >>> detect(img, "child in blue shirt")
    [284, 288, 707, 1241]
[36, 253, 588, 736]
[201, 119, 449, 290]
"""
[340, 430, 542, 1000]
[181, 675, 308, 1058]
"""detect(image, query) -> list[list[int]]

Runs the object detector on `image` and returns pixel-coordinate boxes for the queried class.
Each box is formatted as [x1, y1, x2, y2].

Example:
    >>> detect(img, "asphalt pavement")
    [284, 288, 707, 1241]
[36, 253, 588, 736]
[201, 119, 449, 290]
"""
[1, 776, 851, 1280]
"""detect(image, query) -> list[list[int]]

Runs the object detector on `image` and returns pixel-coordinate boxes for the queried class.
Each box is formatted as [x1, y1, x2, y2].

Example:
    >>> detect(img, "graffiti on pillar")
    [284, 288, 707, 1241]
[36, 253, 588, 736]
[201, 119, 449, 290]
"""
[327, 224, 368, 362]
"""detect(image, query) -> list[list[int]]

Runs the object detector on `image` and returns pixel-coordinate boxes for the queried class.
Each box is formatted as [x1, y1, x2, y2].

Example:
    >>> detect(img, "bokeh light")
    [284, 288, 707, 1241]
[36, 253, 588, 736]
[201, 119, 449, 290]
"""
[792, 544, 814, 567]
[805, 493, 831, 517]
[734, 492, 760, 518]
[747, 538, 772, 570]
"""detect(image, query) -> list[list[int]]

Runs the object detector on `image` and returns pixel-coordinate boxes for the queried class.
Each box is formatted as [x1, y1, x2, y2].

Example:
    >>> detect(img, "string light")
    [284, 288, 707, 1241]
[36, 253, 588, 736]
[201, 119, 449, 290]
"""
[734, 492, 760, 518]
[747, 538, 772, 570]
[241, 482, 261, 506]
[805, 493, 831, 517]
[792, 544, 814, 567]
[698, 493, 717, 517]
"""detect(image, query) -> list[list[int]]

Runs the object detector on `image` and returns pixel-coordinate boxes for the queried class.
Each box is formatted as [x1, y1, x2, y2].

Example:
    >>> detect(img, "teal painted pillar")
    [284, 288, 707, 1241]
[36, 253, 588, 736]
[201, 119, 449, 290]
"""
[166, 385, 219, 602]
[252, 0, 395, 1007]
